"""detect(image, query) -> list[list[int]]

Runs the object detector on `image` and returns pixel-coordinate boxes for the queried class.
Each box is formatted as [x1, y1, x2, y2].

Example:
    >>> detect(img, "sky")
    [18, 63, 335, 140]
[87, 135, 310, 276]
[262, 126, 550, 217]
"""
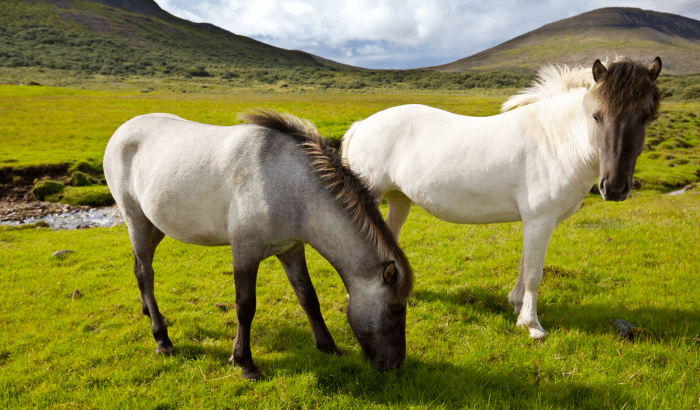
[152, 0, 700, 69]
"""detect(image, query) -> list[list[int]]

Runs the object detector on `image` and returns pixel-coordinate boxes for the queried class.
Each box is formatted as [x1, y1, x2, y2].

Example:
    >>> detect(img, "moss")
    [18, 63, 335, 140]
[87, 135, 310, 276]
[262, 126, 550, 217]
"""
[69, 160, 100, 174]
[32, 179, 64, 200]
[47, 186, 114, 206]
[0, 221, 50, 232]
[70, 171, 91, 187]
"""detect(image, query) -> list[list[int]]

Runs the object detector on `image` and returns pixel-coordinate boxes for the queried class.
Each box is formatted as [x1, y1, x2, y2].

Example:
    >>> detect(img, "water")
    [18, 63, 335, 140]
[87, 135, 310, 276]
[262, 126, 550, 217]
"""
[667, 186, 691, 196]
[0, 207, 122, 230]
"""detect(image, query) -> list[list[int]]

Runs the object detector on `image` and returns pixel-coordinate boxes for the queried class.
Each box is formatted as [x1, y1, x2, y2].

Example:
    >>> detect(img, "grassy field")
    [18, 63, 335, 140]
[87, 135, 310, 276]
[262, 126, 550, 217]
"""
[1, 85, 698, 192]
[0, 85, 510, 168]
[1, 192, 699, 409]
[1, 85, 700, 408]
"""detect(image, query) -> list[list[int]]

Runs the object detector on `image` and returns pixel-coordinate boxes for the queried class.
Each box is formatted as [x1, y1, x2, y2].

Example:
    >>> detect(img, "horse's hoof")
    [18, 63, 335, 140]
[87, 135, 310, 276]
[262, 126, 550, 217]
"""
[317, 342, 343, 356]
[516, 316, 548, 340]
[528, 327, 549, 341]
[241, 368, 263, 381]
[156, 345, 174, 355]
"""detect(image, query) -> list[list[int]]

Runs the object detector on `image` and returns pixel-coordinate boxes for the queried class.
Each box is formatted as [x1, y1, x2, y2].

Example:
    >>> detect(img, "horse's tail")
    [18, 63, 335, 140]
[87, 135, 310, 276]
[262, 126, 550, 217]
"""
[109, 204, 124, 228]
[340, 121, 362, 166]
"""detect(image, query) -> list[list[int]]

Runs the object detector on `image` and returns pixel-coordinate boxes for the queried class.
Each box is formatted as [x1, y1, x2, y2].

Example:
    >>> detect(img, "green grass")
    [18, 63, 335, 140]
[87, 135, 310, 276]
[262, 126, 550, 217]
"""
[0, 85, 507, 168]
[1, 85, 698, 191]
[1, 192, 699, 409]
[46, 185, 113, 206]
[1, 84, 700, 408]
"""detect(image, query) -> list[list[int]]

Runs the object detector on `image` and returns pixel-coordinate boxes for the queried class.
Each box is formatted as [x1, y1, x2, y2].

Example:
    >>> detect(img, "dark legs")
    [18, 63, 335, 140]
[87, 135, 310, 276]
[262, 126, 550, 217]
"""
[229, 247, 262, 380]
[128, 212, 172, 354]
[277, 244, 341, 355]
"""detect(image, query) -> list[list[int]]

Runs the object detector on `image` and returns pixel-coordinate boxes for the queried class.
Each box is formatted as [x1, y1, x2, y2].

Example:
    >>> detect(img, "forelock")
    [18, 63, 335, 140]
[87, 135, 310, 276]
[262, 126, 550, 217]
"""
[593, 60, 661, 120]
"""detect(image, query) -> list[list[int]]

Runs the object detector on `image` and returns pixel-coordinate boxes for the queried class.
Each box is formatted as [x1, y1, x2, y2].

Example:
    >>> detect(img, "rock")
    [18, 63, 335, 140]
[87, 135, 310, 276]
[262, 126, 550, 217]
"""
[609, 319, 652, 341]
[52, 250, 74, 259]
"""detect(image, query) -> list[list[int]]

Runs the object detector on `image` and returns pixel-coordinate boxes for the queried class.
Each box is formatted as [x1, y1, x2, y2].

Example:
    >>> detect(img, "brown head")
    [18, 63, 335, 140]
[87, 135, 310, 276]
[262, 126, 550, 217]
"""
[242, 111, 413, 371]
[590, 57, 662, 201]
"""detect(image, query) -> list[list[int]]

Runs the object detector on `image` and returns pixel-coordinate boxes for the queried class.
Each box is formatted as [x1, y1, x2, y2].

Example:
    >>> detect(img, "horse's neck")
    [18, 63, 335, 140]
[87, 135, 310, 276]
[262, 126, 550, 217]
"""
[304, 199, 383, 290]
[524, 89, 599, 176]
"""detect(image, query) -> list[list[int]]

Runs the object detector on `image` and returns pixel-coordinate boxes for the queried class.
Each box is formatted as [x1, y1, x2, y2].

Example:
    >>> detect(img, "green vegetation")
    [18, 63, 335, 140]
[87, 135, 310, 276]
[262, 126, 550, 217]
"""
[46, 185, 114, 207]
[31, 179, 64, 200]
[2, 85, 699, 192]
[0, 0, 325, 74]
[1, 191, 699, 408]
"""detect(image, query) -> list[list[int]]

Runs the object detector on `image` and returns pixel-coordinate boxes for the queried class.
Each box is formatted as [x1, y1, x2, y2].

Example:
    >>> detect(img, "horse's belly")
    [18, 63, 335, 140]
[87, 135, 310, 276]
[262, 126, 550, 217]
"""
[413, 191, 522, 224]
[139, 181, 233, 246]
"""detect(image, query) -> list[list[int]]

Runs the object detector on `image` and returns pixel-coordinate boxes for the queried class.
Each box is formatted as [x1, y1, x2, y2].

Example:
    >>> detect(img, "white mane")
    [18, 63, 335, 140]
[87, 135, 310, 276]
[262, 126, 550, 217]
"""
[501, 64, 595, 112]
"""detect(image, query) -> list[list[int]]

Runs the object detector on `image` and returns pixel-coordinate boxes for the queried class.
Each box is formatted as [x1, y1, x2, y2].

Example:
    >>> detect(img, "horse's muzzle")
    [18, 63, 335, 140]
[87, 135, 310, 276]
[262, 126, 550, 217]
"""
[599, 178, 630, 201]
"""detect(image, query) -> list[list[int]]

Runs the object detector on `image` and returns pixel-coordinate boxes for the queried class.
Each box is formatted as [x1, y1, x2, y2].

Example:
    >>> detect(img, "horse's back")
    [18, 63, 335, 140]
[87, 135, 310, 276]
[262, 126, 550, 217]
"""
[345, 105, 527, 223]
[104, 114, 312, 247]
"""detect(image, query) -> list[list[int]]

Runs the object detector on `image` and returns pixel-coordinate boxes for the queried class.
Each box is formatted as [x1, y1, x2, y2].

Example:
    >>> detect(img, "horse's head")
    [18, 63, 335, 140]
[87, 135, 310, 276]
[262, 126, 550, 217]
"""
[346, 260, 407, 371]
[590, 57, 662, 201]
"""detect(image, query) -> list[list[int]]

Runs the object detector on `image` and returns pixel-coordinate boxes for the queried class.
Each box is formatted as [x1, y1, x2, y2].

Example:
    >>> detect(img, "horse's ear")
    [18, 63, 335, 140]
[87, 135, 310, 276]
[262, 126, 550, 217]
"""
[382, 261, 397, 284]
[592, 59, 607, 83]
[647, 57, 662, 82]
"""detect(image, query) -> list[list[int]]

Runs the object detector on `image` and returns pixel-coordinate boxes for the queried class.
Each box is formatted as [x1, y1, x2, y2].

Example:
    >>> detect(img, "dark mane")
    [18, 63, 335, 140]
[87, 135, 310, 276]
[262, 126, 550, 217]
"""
[594, 59, 661, 121]
[242, 111, 413, 300]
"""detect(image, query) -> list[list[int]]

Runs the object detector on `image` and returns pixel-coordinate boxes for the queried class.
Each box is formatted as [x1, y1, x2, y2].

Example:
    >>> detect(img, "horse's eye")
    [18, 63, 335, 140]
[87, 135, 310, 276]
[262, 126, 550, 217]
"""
[389, 304, 405, 317]
[593, 114, 602, 123]
[640, 114, 650, 123]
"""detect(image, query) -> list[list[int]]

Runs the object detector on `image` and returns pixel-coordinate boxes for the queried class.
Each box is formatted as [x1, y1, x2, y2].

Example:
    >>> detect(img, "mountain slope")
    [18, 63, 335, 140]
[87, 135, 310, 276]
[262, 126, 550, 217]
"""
[429, 8, 700, 75]
[0, 0, 349, 75]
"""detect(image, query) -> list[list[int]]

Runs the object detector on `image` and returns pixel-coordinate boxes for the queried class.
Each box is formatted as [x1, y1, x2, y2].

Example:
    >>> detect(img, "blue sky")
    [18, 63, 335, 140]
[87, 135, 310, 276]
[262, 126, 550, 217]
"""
[153, 0, 700, 69]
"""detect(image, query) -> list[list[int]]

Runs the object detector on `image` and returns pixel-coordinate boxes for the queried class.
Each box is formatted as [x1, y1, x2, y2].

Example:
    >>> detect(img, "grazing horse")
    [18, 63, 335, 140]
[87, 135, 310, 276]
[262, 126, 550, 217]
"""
[104, 111, 413, 379]
[341, 57, 662, 339]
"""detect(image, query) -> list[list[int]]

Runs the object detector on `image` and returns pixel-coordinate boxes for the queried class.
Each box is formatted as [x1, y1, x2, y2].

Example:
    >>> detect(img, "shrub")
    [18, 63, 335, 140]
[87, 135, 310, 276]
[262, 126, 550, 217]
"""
[32, 180, 64, 201]
[70, 171, 91, 187]
[681, 85, 700, 100]
[55, 186, 114, 206]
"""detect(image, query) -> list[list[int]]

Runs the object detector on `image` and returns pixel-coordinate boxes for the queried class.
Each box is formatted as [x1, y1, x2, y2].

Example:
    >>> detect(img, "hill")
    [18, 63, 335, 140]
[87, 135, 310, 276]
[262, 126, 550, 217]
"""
[429, 7, 700, 75]
[0, 0, 349, 76]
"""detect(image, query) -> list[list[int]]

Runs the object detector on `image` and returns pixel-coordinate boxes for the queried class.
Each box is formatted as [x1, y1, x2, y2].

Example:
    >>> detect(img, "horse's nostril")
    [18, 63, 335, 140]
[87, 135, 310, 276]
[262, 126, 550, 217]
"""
[599, 179, 607, 196]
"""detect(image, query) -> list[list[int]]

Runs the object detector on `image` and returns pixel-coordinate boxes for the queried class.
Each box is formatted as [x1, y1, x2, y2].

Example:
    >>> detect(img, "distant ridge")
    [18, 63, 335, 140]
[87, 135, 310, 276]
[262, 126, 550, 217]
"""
[1, 0, 353, 72]
[92, 0, 171, 19]
[429, 8, 700, 75]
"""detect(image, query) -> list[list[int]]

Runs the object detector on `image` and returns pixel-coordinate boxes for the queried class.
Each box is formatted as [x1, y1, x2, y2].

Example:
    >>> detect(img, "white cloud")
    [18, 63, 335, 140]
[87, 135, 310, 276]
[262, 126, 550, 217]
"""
[356, 44, 386, 54]
[153, 0, 700, 69]
[283, 1, 315, 15]
[156, 0, 206, 22]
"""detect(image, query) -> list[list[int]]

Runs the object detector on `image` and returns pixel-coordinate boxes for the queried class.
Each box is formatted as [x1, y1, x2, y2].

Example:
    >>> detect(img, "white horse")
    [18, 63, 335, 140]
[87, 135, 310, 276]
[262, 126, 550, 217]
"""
[104, 111, 412, 379]
[342, 57, 662, 339]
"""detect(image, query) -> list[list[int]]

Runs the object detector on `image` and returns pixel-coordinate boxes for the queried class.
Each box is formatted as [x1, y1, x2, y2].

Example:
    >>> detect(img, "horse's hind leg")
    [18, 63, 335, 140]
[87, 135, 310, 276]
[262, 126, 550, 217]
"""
[277, 243, 341, 355]
[508, 255, 526, 315]
[124, 203, 173, 354]
[385, 190, 412, 241]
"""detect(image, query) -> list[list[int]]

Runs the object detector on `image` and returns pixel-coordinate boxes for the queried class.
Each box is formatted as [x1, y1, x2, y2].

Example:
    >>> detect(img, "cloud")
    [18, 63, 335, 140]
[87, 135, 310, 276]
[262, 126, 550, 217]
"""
[283, 1, 315, 15]
[356, 44, 386, 55]
[156, 0, 206, 22]
[153, 0, 700, 69]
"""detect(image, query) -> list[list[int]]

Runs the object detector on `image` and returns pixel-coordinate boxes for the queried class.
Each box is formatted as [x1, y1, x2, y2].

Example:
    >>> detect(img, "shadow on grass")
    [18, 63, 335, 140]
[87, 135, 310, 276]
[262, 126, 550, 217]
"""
[255, 325, 634, 408]
[413, 286, 700, 341]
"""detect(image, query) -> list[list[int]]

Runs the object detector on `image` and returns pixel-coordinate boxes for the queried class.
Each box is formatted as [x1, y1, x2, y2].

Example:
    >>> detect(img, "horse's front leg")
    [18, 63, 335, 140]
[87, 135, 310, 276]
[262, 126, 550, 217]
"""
[277, 243, 341, 355]
[514, 219, 556, 340]
[229, 246, 262, 380]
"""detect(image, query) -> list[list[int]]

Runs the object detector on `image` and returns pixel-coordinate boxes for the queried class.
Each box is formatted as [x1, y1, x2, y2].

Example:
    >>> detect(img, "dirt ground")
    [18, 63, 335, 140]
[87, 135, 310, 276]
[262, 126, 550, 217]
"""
[0, 165, 93, 223]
